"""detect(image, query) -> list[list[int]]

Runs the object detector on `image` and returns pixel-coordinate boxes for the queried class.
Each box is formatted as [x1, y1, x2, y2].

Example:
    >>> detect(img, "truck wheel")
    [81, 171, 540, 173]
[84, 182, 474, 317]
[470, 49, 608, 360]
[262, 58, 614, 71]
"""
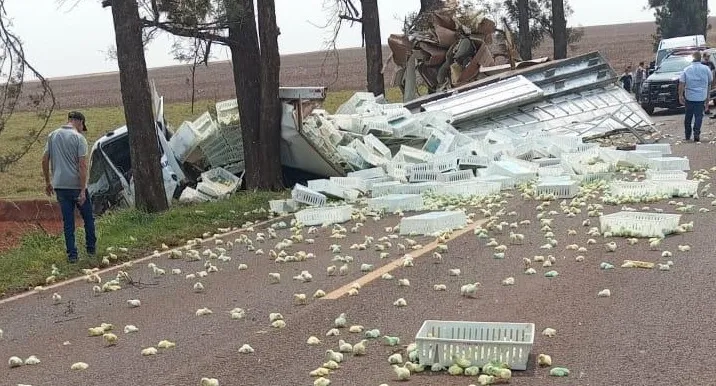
[642, 104, 655, 115]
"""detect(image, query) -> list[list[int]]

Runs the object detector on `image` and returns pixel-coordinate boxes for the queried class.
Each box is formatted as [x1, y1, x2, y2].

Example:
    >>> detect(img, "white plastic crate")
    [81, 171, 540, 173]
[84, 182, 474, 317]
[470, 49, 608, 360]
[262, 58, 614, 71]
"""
[608, 181, 669, 198]
[370, 181, 402, 197]
[576, 172, 614, 183]
[415, 320, 535, 370]
[397, 182, 440, 195]
[439, 170, 475, 183]
[531, 157, 561, 167]
[197, 168, 242, 198]
[399, 211, 467, 235]
[191, 112, 218, 141]
[385, 161, 410, 182]
[658, 180, 700, 197]
[538, 164, 569, 177]
[307, 179, 350, 199]
[434, 180, 501, 197]
[645, 170, 687, 180]
[348, 167, 385, 180]
[169, 121, 200, 162]
[291, 184, 327, 207]
[535, 180, 579, 199]
[476, 175, 517, 190]
[367, 194, 424, 212]
[329, 177, 368, 193]
[215, 99, 240, 126]
[636, 143, 672, 155]
[363, 134, 392, 158]
[648, 157, 690, 171]
[599, 211, 682, 238]
[269, 199, 300, 214]
[409, 169, 442, 182]
[459, 154, 491, 168]
[294, 205, 353, 226]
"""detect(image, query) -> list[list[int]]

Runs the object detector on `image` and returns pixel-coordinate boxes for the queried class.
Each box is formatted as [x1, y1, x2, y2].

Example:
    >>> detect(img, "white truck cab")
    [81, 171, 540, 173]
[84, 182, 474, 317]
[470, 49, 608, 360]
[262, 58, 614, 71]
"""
[656, 35, 707, 67]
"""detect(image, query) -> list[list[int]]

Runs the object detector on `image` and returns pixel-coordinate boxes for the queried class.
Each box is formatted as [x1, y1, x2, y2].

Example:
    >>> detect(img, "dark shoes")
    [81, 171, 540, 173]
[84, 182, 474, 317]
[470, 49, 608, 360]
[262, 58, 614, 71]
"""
[68, 256, 78, 264]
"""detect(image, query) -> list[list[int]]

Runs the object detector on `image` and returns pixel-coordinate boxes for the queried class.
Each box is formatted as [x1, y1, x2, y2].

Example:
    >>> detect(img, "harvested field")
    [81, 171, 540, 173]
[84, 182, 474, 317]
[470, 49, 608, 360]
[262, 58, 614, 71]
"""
[19, 18, 716, 112]
[1, 118, 715, 385]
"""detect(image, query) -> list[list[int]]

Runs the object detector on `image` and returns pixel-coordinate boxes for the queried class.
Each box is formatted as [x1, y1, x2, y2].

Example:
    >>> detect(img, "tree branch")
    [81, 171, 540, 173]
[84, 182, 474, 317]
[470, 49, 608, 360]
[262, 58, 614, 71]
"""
[139, 18, 229, 45]
[338, 14, 363, 23]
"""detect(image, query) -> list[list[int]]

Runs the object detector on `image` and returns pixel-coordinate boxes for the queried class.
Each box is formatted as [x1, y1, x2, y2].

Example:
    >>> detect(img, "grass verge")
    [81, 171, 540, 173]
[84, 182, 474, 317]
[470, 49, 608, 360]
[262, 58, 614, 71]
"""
[0, 190, 285, 297]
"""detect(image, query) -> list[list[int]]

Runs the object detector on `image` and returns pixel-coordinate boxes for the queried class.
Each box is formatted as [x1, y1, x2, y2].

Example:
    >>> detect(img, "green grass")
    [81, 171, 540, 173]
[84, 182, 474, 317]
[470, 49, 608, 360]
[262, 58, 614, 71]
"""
[0, 190, 284, 296]
[0, 88, 403, 199]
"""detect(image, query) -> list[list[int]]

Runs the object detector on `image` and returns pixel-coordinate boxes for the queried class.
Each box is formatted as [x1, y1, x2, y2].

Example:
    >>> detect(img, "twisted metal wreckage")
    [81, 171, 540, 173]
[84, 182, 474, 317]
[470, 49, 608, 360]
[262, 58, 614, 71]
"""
[86, 10, 658, 212]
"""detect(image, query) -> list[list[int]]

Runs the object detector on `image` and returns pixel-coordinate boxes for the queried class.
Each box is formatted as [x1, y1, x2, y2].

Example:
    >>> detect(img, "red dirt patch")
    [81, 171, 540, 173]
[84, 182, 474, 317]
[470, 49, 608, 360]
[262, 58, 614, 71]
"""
[0, 220, 64, 253]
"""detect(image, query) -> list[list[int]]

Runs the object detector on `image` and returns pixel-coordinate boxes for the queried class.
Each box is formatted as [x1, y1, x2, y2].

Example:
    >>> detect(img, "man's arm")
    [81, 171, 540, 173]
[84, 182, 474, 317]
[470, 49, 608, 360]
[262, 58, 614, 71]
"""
[77, 136, 89, 204]
[42, 137, 52, 196]
[678, 81, 685, 105]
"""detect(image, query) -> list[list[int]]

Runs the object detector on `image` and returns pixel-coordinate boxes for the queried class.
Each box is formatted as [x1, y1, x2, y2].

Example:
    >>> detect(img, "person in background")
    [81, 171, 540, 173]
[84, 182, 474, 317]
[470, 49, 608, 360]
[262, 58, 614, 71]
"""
[634, 62, 647, 102]
[702, 52, 715, 115]
[41, 111, 97, 263]
[619, 65, 633, 93]
[679, 51, 713, 142]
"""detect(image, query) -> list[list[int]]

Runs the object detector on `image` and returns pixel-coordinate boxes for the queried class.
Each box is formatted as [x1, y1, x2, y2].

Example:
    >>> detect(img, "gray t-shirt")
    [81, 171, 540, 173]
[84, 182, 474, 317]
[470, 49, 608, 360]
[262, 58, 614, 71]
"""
[44, 125, 89, 189]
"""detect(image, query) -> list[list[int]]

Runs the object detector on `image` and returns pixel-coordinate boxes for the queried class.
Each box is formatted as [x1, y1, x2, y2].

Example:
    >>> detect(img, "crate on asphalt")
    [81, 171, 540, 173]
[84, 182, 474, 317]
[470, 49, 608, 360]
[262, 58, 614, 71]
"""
[636, 143, 672, 155]
[648, 157, 690, 171]
[291, 184, 327, 207]
[415, 320, 535, 370]
[645, 170, 687, 180]
[367, 194, 424, 212]
[370, 181, 403, 197]
[269, 199, 300, 214]
[434, 180, 501, 197]
[294, 205, 353, 226]
[599, 211, 682, 238]
[535, 179, 579, 199]
[399, 210, 467, 235]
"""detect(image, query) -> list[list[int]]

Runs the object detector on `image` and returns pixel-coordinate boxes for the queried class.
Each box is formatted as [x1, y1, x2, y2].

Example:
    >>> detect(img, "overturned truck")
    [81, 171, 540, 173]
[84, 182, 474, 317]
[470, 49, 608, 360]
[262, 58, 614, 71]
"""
[88, 51, 658, 215]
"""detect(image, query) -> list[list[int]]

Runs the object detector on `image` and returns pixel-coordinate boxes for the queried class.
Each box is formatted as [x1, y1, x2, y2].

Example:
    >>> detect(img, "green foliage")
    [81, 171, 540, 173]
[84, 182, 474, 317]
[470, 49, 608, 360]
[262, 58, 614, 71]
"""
[649, 0, 710, 52]
[477, 0, 583, 50]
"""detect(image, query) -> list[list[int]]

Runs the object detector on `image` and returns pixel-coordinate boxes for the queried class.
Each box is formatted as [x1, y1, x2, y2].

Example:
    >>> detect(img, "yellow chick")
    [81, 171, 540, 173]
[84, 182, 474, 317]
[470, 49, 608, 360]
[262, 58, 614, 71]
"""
[70, 362, 89, 370]
[157, 340, 176, 349]
[200, 378, 219, 386]
[537, 353, 552, 366]
[141, 347, 158, 356]
[238, 344, 255, 353]
[103, 333, 118, 346]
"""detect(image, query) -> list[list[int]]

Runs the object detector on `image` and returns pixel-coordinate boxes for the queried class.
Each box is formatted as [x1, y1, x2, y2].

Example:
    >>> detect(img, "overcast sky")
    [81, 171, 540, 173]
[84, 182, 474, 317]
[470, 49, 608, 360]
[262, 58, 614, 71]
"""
[5, 0, 715, 79]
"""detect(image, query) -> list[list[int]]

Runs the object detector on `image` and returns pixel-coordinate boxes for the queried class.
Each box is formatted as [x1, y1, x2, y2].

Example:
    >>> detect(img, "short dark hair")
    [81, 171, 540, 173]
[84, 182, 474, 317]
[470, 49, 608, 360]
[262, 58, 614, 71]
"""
[68, 111, 88, 132]
[639, 61, 644, 66]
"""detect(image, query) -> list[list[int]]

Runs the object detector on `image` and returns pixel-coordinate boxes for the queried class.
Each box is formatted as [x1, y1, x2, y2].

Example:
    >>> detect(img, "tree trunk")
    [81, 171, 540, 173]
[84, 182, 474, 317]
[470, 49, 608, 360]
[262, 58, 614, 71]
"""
[551, 0, 567, 59]
[110, 0, 168, 213]
[361, 0, 385, 96]
[517, 0, 532, 60]
[256, 0, 284, 190]
[226, 0, 263, 189]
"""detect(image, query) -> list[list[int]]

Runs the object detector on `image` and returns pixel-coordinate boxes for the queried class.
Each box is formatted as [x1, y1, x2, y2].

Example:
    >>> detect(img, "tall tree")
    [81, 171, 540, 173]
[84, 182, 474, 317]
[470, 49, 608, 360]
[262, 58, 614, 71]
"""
[516, 0, 531, 60]
[649, 0, 710, 50]
[256, 0, 283, 188]
[139, 0, 283, 190]
[550, 0, 567, 59]
[361, 0, 384, 95]
[331, 0, 385, 96]
[475, 0, 583, 55]
[104, 0, 168, 213]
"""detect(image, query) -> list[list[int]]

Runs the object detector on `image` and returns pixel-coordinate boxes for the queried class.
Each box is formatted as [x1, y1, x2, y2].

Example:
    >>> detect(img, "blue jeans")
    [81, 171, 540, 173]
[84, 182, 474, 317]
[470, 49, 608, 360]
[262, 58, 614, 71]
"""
[55, 189, 96, 261]
[684, 99, 705, 140]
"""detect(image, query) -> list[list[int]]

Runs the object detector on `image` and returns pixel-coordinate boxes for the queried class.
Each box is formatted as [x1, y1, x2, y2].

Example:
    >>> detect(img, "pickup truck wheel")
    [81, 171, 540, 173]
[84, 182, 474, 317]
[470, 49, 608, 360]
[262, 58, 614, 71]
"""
[641, 104, 655, 115]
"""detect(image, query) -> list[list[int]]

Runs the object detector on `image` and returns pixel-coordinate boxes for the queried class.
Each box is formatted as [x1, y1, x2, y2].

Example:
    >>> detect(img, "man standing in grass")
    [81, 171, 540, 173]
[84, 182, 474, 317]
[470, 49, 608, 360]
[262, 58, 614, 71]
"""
[41, 111, 96, 263]
[679, 52, 713, 142]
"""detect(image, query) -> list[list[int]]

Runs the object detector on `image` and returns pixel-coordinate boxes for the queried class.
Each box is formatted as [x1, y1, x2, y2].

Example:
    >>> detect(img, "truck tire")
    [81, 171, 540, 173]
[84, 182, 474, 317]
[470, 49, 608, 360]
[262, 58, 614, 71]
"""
[642, 104, 655, 115]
